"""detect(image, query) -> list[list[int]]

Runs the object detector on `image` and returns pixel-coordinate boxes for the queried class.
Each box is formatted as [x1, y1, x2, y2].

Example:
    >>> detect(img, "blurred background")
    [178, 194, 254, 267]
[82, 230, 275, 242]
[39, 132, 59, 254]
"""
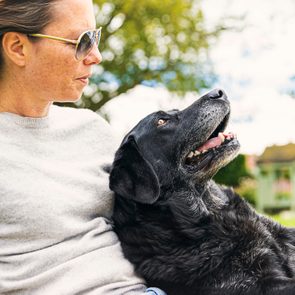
[59, 0, 295, 225]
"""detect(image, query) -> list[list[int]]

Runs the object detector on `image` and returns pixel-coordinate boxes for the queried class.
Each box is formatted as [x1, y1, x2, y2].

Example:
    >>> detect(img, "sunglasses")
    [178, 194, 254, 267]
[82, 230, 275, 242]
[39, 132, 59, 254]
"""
[28, 27, 102, 60]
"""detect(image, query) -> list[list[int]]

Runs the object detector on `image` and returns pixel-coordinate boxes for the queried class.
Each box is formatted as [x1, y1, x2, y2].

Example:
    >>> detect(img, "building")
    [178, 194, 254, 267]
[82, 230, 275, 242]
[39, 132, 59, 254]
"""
[256, 143, 295, 212]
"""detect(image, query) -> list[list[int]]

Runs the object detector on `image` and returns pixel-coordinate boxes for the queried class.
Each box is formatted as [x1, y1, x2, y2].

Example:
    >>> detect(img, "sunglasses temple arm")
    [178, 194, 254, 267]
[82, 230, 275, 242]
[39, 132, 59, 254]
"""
[30, 34, 78, 45]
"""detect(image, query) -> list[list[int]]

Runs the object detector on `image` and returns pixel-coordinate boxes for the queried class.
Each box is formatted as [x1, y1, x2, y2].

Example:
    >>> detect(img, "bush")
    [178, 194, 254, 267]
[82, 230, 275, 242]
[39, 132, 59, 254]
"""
[214, 154, 252, 187]
[235, 178, 257, 206]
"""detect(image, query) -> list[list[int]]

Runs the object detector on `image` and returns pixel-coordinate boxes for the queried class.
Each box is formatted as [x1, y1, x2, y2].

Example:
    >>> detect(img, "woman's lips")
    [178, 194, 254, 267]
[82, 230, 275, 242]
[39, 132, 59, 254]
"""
[77, 74, 91, 85]
[77, 77, 89, 85]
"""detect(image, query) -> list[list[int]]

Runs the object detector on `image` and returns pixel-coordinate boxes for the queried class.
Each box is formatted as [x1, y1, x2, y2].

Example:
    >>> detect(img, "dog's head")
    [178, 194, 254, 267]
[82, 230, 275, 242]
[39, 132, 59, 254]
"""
[110, 89, 240, 204]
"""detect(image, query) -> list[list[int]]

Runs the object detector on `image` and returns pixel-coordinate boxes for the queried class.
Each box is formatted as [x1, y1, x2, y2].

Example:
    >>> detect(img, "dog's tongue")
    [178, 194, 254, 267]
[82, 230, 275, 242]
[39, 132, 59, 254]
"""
[197, 137, 222, 152]
[196, 132, 234, 152]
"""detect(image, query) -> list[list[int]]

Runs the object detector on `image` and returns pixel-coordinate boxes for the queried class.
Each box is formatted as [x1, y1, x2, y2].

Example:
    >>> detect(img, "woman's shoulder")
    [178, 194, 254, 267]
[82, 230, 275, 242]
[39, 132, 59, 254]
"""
[50, 105, 121, 144]
[51, 105, 110, 128]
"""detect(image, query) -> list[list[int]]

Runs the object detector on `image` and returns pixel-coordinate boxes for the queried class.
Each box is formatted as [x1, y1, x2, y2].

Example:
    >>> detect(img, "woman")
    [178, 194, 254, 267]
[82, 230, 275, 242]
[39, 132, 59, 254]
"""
[0, 0, 166, 294]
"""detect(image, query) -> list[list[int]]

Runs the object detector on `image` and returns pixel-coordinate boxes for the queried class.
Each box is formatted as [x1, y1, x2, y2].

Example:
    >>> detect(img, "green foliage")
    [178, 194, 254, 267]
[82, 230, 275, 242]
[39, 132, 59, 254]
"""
[214, 154, 251, 187]
[235, 178, 257, 206]
[61, 0, 225, 111]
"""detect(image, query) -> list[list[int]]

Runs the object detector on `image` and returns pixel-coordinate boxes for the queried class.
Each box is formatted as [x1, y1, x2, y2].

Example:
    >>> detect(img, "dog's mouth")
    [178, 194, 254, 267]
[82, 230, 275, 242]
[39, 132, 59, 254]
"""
[183, 112, 239, 172]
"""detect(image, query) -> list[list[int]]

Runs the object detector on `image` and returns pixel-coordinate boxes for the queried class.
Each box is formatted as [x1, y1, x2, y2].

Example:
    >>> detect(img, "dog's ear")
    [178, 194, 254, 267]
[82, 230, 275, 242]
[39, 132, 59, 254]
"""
[109, 137, 160, 204]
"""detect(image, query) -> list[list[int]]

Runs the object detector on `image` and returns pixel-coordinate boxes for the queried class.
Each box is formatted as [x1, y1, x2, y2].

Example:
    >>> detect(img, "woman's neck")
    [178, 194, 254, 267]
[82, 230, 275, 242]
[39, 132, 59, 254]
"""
[0, 75, 52, 118]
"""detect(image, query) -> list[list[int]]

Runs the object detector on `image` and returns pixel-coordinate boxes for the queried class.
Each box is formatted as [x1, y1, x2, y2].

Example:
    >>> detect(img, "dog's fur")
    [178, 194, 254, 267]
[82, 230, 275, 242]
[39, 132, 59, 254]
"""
[110, 89, 295, 295]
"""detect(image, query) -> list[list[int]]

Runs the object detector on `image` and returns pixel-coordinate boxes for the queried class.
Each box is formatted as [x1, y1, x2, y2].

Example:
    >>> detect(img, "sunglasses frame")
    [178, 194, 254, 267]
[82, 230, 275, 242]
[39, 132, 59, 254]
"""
[28, 27, 102, 60]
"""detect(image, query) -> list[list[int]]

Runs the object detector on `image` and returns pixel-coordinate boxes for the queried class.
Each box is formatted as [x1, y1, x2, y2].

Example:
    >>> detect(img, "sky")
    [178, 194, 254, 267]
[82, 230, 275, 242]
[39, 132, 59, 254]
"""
[101, 0, 295, 156]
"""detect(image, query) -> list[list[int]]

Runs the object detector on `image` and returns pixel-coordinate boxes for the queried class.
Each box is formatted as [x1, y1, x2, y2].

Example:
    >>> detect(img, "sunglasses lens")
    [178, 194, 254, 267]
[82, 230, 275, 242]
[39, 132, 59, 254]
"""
[76, 31, 97, 60]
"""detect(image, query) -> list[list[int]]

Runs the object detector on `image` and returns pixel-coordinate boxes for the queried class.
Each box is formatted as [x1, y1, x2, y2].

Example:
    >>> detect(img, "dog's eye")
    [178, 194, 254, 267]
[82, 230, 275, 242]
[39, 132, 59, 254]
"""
[157, 119, 168, 126]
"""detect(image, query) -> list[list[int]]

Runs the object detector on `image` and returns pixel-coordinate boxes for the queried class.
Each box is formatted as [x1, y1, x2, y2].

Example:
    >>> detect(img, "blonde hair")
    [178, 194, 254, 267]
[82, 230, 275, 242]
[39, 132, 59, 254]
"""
[0, 0, 57, 71]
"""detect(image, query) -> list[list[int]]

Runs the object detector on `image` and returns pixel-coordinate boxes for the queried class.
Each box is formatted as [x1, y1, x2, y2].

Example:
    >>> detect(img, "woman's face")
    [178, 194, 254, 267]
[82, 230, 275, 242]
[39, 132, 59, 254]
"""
[25, 0, 101, 103]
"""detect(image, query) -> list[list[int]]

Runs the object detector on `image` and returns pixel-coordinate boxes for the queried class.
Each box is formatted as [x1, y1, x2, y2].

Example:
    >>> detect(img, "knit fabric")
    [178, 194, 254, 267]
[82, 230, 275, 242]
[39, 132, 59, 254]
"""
[0, 105, 146, 295]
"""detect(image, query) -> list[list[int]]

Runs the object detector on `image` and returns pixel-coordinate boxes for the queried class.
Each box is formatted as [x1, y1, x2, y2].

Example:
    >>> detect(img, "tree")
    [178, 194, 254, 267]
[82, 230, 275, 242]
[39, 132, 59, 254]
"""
[214, 154, 252, 187]
[60, 0, 226, 111]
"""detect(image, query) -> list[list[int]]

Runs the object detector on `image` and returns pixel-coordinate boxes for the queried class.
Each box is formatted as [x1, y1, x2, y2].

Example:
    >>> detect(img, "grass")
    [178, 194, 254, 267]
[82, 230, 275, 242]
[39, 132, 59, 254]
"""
[267, 211, 295, 227]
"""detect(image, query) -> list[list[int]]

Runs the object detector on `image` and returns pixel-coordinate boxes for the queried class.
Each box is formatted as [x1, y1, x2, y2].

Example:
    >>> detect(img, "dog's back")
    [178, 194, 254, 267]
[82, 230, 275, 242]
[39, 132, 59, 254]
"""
[113, 185, 295, 295]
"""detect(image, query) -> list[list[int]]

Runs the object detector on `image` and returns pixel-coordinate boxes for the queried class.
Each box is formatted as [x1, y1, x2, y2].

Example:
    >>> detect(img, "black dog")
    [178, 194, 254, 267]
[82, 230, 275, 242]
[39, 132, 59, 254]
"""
[110, 89, 295, 295]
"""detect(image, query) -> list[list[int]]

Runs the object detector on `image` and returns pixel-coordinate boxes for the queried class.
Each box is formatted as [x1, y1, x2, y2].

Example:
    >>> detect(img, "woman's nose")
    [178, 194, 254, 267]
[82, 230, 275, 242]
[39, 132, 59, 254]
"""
[83, 46, 102, 65]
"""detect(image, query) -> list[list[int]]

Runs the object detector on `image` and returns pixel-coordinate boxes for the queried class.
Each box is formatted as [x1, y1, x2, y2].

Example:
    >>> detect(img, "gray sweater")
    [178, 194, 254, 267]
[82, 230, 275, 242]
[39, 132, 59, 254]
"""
[0, 106, 146, 295]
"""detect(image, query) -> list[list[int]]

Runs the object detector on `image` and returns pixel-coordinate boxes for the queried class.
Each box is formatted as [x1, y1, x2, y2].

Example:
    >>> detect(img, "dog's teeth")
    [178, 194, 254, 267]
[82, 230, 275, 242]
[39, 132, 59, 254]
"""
[201, 149, 208, 154]
[187, 151, 194, 158]
[228, 132, 236, 139]
[218, 133, 225, 143]
[194, 150, 201, 156]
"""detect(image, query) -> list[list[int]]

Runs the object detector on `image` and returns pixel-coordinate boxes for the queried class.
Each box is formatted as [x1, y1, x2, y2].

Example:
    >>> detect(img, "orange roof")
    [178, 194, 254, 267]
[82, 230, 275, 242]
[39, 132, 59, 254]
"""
[258, 143, 295, 164]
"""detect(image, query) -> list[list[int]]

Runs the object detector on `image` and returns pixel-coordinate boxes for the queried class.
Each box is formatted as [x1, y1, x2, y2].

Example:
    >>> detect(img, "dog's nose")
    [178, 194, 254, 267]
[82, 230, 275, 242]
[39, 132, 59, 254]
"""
[208, 89, 228, 101]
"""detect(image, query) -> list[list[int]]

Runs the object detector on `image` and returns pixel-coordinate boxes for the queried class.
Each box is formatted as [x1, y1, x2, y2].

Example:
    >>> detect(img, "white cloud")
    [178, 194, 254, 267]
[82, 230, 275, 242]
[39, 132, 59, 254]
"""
[205, 0, 295, 154]
[230, 89, 295, 154]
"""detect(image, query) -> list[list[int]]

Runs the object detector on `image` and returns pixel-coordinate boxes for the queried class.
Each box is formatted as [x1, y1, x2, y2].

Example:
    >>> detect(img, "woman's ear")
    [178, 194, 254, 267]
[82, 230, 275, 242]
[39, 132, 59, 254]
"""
[1, 32, 29, 67]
